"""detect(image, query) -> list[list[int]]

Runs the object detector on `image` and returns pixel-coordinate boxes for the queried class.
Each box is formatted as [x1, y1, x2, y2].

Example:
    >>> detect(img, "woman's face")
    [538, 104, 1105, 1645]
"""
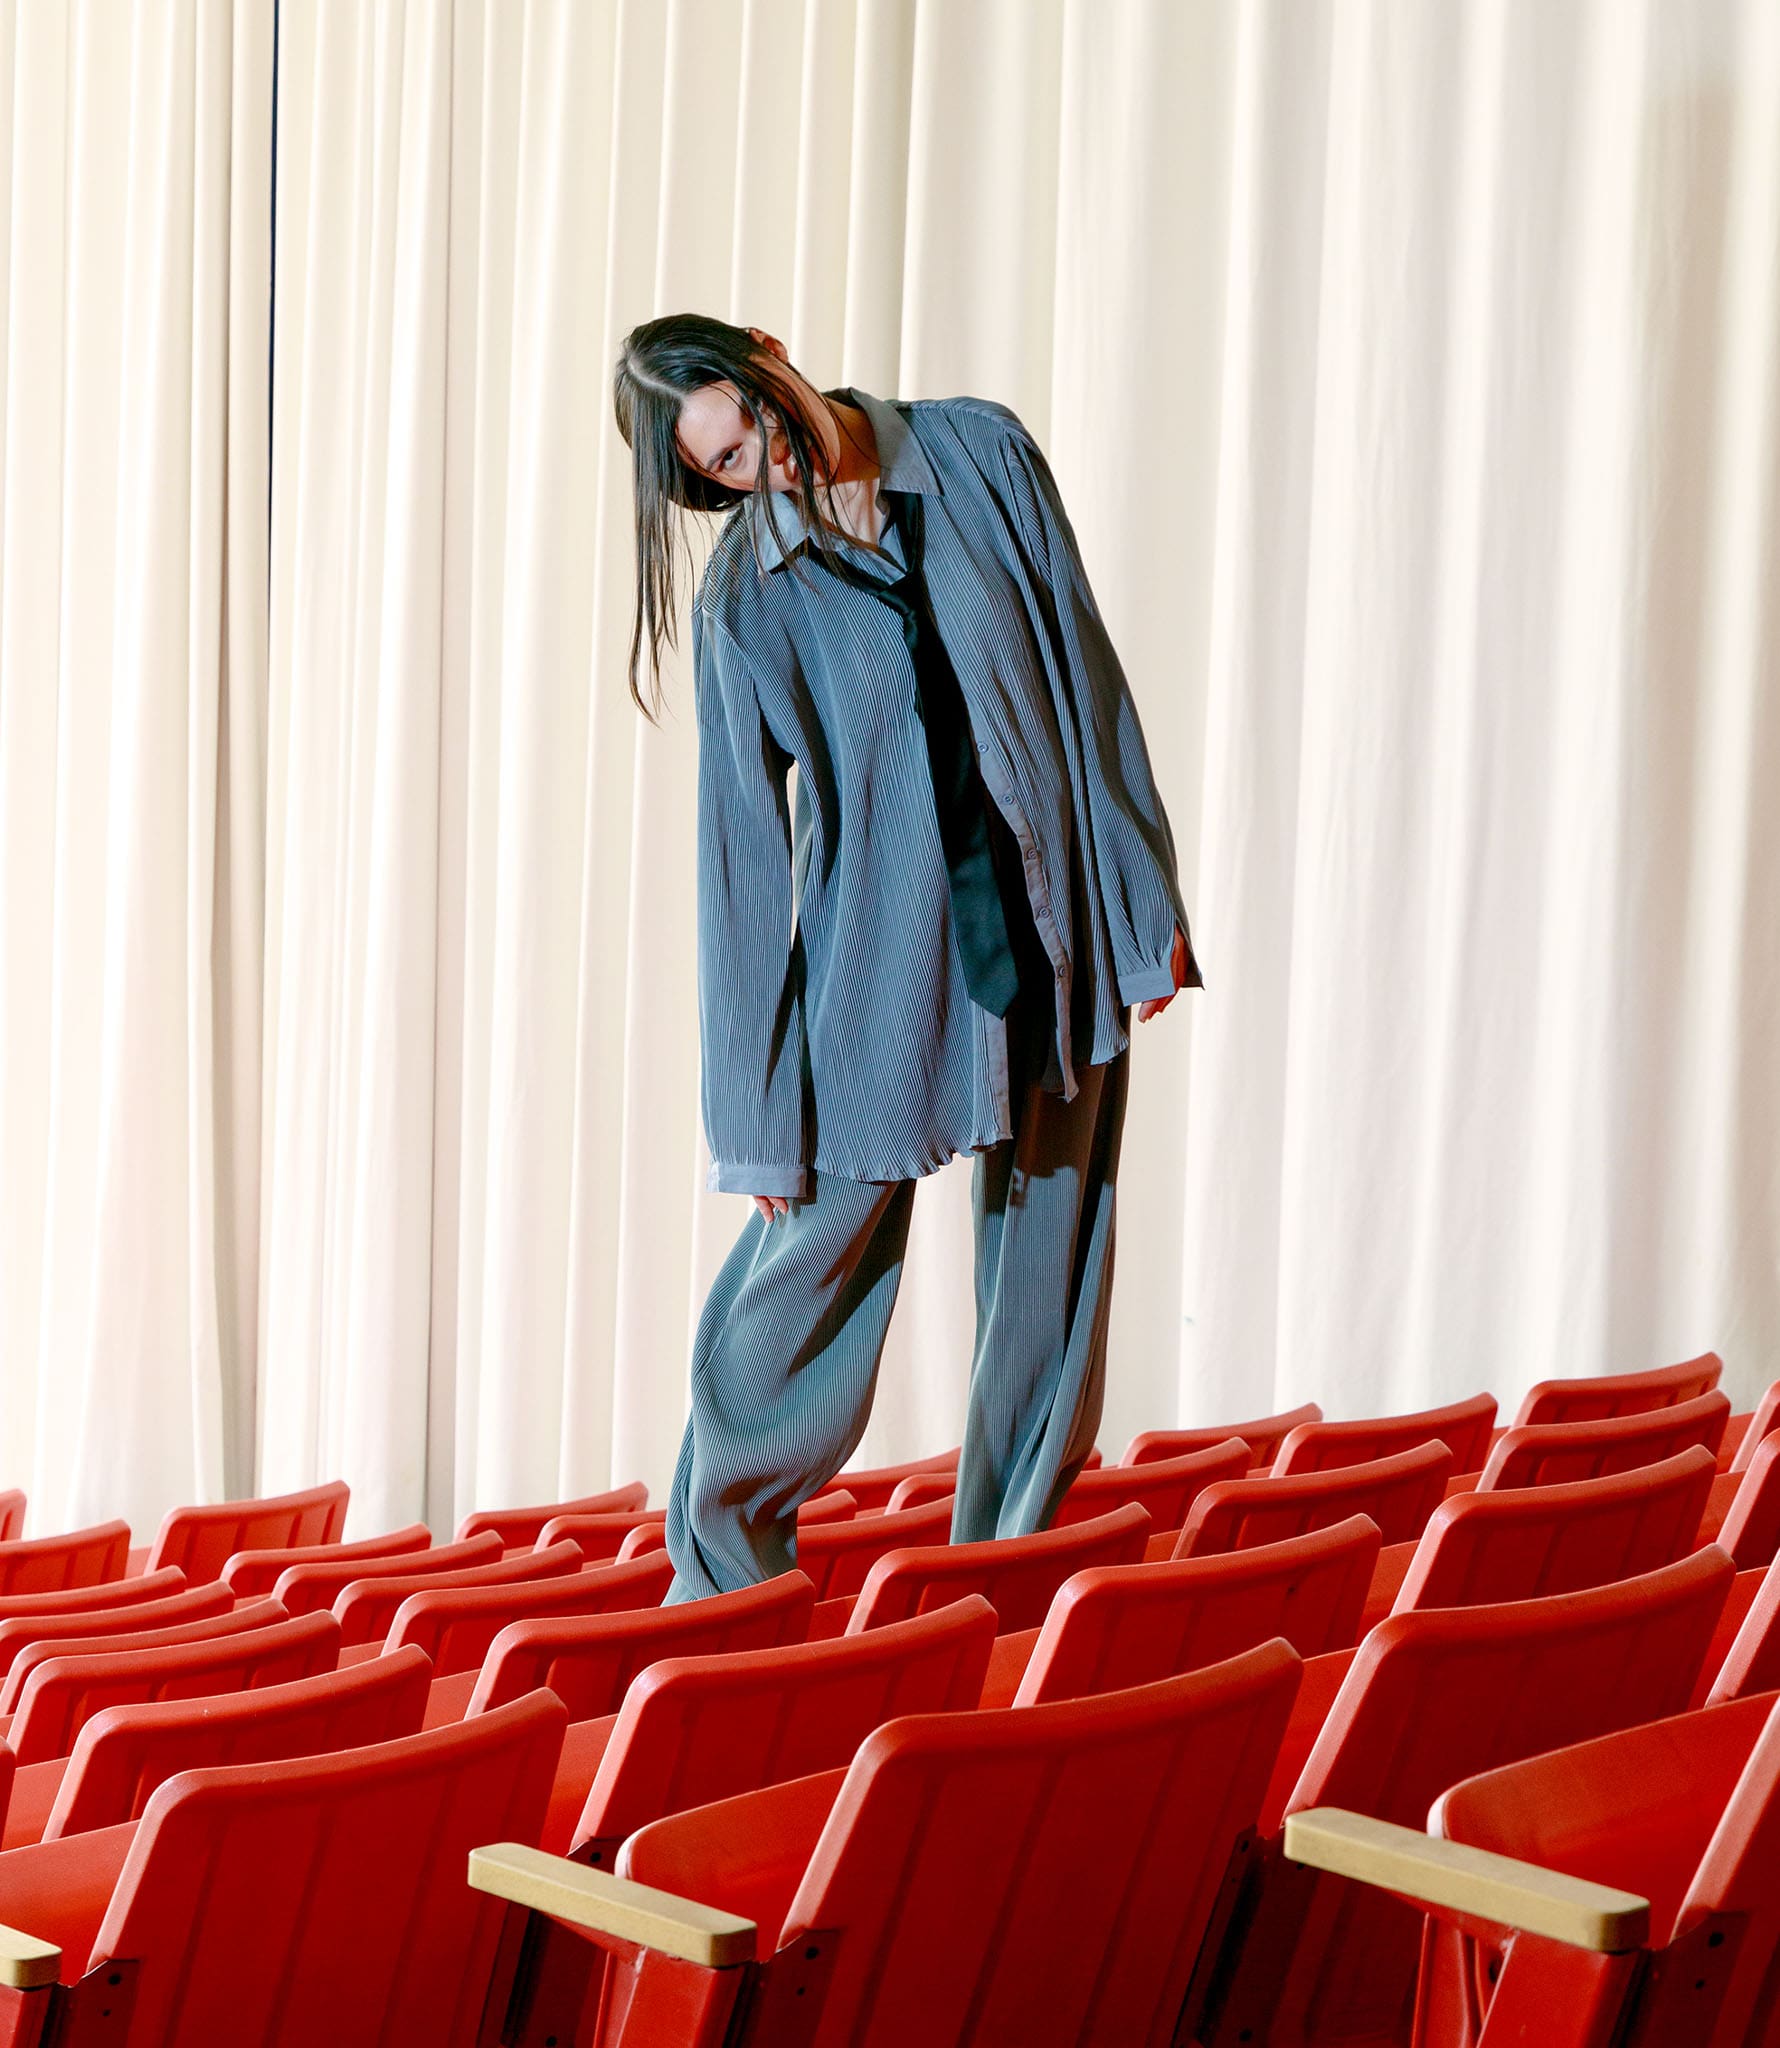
[676, 332, 829, 495]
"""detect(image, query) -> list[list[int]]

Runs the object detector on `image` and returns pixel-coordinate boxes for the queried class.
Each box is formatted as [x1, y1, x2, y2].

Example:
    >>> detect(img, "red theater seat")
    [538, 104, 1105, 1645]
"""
[460, 1571, 816, 1726]
[0, 1600, 289, 1719]
[0, 1524, 131, 1599]
[1729, 1377, 1780, 1473]
[790, 1497, 953, 1602]
[1270, 1392, 1498, 1479]
[221, 1522, 431, 1598]
[538, 1509, 664, 1563]
[1124, 1403, 1323, 1471]
[1178, 1441, 1454, 1554]
[1052, 1439, 1249, 1540]
[5, 1611, 341, 1767]
[1388, 1444, 1718, 1614]
[1284, 1686, 1780, 2048]
[1002, 1514, 1381, 1709]
[8, 1646, 434, 1850]
[1709, 1432, 1780, 1570]
[456, 1482, 649, 1548]
[0, 1690, 566, 2046]
[1478, 1390, 1729, 1490]
[1187, 1547, 1735, 2048]
[384, 1549, 673, 1679]
[330, 1539, 583, 1650]
[1511, 1350, 1723, 1429]
[0, 1494, 25, 1544]
[844, 1503, 1152, 1634]
[473, 1639, 1302, 2048]
[0, 1570, 185, 1625]
[271, 1531, 503, 1616]
[0, 1584, 237, 1686]
[487, 1597, 998, 2041]
[139, 1479, 349, 1585]
[810, 1447, 961, 1513]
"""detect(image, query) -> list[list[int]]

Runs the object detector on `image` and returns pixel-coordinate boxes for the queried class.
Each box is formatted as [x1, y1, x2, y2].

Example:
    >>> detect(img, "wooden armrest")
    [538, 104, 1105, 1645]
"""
[467, 1842, 756, 1968]
[1282, 1808, 1649, 1954]
[0, 1923, 60, 1990]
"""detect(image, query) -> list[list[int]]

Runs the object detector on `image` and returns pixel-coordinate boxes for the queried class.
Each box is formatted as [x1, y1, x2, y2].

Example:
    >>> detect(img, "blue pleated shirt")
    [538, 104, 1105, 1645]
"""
[692, 385, 1202, 1198]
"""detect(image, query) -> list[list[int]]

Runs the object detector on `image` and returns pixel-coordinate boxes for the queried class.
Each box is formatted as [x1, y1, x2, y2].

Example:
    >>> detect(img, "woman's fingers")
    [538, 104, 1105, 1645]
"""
[753, 1194, 789, 1221]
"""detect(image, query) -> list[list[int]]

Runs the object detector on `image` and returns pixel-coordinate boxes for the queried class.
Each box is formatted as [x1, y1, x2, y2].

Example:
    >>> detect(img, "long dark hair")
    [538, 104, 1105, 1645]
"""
[613, 312, 891, 718]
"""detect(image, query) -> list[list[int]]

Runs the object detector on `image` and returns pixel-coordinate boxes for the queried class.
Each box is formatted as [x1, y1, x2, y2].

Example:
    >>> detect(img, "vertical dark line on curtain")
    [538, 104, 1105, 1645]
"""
[268, 0, 279, 551]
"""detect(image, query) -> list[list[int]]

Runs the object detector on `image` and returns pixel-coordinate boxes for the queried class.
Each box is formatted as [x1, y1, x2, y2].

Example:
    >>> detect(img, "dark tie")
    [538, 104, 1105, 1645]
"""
[813, 492, 1022, 1018]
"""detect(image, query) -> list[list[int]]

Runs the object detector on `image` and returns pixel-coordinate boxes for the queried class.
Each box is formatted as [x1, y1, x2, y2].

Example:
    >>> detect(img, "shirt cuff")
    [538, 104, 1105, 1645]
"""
[1118, 962, 1184, 1005]
[706, 1160, 812, 1200]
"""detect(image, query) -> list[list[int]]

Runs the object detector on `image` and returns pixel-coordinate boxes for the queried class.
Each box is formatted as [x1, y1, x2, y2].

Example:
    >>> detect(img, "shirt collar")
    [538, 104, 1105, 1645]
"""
[750, 385, 940, 573]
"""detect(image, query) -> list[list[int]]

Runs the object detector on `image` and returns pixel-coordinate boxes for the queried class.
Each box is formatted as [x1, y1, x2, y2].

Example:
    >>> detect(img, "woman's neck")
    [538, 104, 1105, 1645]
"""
[816, 395, 888, 550]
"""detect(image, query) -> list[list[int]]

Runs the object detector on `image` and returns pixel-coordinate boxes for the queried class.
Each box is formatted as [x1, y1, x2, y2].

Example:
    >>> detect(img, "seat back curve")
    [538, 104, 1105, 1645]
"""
[1179, 1441, 1454, 1554]
[1480, 1391, 1730, 1491]
[468, 1570, 818, 1722]
[66, 1690, 568, 2048]
[45, 1644, 436, 1840]
[1394, 1446, 1719, 1612]
[144, 1480, 350, 1585]
[1019, 1515, 1383, 1705]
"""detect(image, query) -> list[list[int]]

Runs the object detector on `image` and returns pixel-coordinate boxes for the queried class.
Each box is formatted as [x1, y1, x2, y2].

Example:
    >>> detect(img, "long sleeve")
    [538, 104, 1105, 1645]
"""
[693, 602, 811, 1199]
[990, 404, 1204, 1004]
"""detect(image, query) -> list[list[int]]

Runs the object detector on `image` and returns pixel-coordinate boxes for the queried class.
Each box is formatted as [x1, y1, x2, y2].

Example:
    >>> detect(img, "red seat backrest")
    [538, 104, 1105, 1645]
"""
[624, 1641, 1303, 2048]
[1479, 1390, 1730, 1491]
[811, 1449, 961, 1513]
[45, 1643, 436, 1841]
[468, 1570, 816, 1721]
[0, 1491, 25, 1542]
[72, 1690, 566, 2048]
[385, 1550, 673, 1677]
[1271, 1392, 1498, 1479]
[1394, 1445, 1719, 1611]
[575, 1596, 998, 1864]
[0, 1520, 132, 1598]
[1715, 1434, 1780, 1572]
[272, 1531, 501, 1617]
[0, 1583, 237, 1691]
[1217, 1548, 1735, 2048]
[144, 1480, 350, 1585]
[847, 1504, 1153, 1634]
[537, 1510, 663, 1562]
[1731, 1378, 1780, 1475]
[1512, 1351, 1724, 1429]
[222, 1524, 432, 1599]
[332, 1539, 582, 1649]
[1178, 1441, 1454, 1554]
[1018, 1515, 1382, 1705]
[791, 1498, 954, 1600]
[1123, 1405, 1323, 1470]
[1706, 1553, 1780, 1703]
[0, 1567, 185, 1622]
[454, 1481, 649, 1548]
[8, 1611, 342, 1766]
[1052, 1440, 1249, 1531]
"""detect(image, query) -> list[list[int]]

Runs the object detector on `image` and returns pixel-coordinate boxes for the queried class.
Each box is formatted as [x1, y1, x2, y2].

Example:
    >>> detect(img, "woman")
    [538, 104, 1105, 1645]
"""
[615, 313, 1200, 1603]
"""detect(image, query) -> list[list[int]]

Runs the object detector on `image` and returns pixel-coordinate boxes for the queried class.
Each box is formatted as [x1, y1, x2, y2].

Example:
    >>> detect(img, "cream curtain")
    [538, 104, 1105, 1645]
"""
[0, 0, 270, 1536]
[1, 0, 1774, 1538]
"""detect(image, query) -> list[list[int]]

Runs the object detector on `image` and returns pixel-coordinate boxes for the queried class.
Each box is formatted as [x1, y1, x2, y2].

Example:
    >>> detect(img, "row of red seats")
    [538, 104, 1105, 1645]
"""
[0, 1348, 1760, 2041]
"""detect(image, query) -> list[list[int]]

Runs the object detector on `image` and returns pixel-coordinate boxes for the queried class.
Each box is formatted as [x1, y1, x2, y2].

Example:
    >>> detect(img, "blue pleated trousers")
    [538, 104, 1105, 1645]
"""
[663, 1020, 1131, 1603]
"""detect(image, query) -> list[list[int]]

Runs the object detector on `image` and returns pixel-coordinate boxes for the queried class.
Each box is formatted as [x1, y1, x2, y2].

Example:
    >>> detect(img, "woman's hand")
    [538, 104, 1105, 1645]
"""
[1137, 927, 1192, 1023]
[754, 1194, 790, 1222]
